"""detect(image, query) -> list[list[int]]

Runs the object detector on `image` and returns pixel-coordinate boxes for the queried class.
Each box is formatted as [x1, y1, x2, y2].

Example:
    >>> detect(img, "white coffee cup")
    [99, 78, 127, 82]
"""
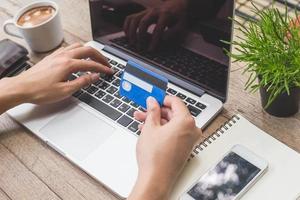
[3, 1, 64, 52]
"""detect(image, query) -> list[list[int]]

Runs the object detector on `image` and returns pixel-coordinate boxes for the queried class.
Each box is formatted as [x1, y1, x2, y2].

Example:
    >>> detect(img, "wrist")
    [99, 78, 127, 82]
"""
[0, 77, 29, 112]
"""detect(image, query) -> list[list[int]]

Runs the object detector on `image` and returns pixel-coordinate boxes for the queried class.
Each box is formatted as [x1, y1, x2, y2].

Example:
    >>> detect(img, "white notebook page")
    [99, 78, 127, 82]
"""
[170, 114, 300, 200]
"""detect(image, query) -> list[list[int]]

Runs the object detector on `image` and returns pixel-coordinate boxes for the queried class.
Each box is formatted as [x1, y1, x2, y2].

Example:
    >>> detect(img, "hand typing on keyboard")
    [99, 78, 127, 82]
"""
[128, 96, 203, 200]
[1, 43, 204, 200]
[0, 43, 113, 114]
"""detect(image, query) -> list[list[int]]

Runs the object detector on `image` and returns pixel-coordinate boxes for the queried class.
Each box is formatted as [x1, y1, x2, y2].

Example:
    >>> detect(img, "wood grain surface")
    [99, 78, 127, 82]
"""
[0, 0, 300, 199]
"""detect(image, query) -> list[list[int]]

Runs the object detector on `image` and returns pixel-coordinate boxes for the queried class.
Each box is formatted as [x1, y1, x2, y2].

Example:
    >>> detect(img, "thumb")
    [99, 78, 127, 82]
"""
[145, 97, 161, 127]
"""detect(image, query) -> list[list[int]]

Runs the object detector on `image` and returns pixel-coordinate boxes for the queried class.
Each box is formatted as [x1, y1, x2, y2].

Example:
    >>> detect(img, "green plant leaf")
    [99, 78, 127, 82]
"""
[223, 3, 300, 108]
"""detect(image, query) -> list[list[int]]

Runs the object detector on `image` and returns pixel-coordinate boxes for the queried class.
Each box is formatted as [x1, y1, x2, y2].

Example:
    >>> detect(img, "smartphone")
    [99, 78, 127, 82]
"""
[180, 145, 268, 200]
[0, 39, 30, 79]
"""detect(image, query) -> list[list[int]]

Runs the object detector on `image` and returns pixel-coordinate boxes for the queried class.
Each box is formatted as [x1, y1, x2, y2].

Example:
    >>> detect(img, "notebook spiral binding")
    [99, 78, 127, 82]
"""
[190, 115, 240, 159]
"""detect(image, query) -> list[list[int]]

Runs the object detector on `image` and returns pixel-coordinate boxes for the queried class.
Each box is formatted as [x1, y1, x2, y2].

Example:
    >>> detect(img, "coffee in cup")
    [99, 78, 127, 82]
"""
[3, 1, 63, 52]
[17, 6, 56, 28]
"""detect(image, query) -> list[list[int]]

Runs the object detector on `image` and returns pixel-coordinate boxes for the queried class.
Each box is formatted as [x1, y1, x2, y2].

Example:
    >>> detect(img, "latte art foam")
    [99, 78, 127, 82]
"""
[17, 6, 56, 28]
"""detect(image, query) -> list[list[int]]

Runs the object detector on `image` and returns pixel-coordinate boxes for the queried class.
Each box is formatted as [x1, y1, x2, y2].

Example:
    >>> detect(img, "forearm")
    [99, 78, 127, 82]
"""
[0, 77, 28, 114]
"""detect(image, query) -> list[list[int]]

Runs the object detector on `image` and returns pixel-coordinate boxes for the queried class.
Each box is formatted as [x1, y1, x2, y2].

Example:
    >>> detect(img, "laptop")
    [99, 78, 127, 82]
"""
[7, 0, 235, 198]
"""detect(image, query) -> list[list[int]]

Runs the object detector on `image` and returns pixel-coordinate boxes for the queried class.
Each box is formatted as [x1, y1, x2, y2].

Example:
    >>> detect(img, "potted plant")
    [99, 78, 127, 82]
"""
[225, 4, 300, 117]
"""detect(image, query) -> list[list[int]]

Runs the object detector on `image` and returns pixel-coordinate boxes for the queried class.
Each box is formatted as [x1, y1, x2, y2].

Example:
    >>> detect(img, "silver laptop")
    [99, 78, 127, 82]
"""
[7, 0, 235, 198]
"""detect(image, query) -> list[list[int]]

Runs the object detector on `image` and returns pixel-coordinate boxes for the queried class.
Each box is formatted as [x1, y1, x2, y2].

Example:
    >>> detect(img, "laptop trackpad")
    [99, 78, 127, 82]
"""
[39, 106, 115, 161]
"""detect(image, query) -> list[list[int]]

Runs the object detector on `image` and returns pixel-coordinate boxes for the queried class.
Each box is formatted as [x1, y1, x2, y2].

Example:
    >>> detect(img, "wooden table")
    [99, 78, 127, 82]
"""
[1, 1, 300, 199]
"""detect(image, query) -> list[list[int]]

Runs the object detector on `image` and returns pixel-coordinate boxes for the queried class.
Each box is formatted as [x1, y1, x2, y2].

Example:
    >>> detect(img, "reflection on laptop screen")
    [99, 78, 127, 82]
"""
[89, 0, 234, 100]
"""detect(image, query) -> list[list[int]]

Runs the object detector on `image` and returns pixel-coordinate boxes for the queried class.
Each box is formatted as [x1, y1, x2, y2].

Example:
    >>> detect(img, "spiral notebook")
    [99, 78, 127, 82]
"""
[170, 114, 300, 200]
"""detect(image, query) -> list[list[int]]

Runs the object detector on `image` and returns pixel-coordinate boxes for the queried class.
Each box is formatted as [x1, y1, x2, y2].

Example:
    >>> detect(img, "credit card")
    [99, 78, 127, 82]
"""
[120, 60, 168, 109]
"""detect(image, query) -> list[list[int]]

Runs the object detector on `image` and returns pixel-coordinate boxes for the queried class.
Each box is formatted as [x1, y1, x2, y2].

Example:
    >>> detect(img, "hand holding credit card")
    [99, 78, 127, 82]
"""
[120, 61, 168, 109]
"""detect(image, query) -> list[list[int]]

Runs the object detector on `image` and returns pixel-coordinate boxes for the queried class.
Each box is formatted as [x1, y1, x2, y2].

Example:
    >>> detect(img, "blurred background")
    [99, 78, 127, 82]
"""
[236, 0, 300, 24]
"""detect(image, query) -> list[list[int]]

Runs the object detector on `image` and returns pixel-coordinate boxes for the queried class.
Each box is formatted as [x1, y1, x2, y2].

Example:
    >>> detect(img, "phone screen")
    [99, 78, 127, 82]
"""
[187, 152, 261, 200]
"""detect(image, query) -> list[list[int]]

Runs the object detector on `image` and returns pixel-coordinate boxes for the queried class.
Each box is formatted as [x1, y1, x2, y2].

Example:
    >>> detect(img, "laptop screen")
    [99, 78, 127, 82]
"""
[89, 0, 234, 101]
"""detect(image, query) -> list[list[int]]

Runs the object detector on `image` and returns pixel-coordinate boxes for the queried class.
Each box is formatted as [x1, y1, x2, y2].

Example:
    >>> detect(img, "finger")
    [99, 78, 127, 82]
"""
[161, 107, 173, 121]
[161, 118, 168, 125]
[134, 111, 147, 122]
[50, 43, 83, 58]
[134, 108, 171, 122]
[64, 42, 83, 51]
[68, 46, 111, 67]
[163, 95, 189, 115]
[62, 73, 99, 95]
[123, 16, 131, 37]
[149, 15, 169, 51]
[128, 15, 142, 45]
[135, 115, 169, 126]
[138, 123, 144, 130]
[139, 119, 168, 130]
[144, 97, 161, 127]
[137, 10, 157, 44]
[68, 59, 113, 74]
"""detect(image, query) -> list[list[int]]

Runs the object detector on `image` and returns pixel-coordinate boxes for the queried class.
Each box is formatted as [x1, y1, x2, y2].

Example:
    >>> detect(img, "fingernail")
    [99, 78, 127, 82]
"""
[146, 96, 156, 109]
[91, 73, 99, 82]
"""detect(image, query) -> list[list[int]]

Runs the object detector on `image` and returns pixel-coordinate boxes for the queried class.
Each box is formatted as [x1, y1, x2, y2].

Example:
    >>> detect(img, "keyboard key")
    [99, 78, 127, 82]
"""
[196, 102, 207, 110]
[112, 79, 120, 87]
[122, 97, 131, 103]
[87, 85, 98, 94]
[106, 86, 118, 94]
[110, 60, 118, 65]
[136, 130, 141, 135]
[100, 73, 114, 82]
[94, 79, 103, 86]
[114, 91, 122, 99]
[130, 101, 139, 108]
[176, 93, 187, 100]
[79, 93, 122, 121]
[117, 64, 125, 69]
[98, 82, 110, 90]
[102, 94, 114, 103]
[167, 88, 177, 95]
[68, 74, 77, 81]
[116, 71, 123, 78]
[111, 67, 120, 73]
[73, 90, 83, 98]
[106, 76, 115, 83]
[95, 91, 106, 99]
[127, 108, 137, 118]
[186, 97, 196, 105]
[117, 115, 133, 127]
[128, 121, 139, 133]
[76, 71, 86, 76]
[118, 103, 131, 113]
[110, 99, 122, 108]
[187, 105, 202, 117]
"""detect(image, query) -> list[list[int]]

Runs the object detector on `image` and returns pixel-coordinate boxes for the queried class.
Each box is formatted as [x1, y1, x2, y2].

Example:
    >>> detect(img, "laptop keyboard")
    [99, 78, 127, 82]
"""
[70, 57, 207, 136]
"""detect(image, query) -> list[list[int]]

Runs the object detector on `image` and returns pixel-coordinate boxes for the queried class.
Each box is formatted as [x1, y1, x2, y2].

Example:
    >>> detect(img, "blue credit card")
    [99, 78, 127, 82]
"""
[120, 61, 168, 109]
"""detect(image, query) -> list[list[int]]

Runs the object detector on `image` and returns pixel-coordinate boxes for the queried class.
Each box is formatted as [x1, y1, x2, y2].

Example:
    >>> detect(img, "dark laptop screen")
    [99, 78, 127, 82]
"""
[89, 0, 234, 100]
